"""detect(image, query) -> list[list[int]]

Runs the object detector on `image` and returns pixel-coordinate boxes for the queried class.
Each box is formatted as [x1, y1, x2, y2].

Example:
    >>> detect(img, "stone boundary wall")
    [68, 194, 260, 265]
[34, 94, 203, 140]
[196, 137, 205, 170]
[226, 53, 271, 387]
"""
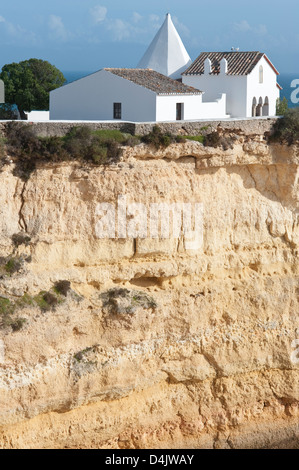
[0, 117, 279, 138]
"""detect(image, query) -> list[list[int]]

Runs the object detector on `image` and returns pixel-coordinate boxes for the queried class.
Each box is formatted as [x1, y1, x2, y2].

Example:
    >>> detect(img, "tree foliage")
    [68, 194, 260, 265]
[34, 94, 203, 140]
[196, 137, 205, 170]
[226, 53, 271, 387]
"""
[276, 97, 289, 116]
[0, 59, 65, 119]
[272, 107, 299, 144]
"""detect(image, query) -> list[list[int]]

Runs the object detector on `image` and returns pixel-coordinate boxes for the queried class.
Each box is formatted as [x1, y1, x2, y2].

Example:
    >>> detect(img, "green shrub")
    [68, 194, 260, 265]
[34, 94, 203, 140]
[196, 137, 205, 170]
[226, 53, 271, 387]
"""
[271, 108, 299, 144]
[184, 135, 205, 144]
[12, 233, 31, 247]
[175, 135, 186, 143]
[100, 288, 157, 315]
[5, 124, 128, 177]
[33, 291, 59, 311]
[93, 129, 128, 144]
[276, 97, 289, 116]
[204, 131, 221, 148]
[4, 257, 23, 274]
[124, 135, 141, 147]
[0, 296, 27, 332]
[9, 318, 27, 332]
[0, 297, 15, 316]
[54, 280, 71, 297]
[141, 125, 175, 149]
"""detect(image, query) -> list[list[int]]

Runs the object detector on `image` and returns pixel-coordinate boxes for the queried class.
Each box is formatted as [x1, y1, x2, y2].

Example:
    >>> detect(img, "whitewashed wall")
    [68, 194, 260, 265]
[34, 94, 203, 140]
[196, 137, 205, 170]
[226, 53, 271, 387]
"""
[183, 74, 247, 118]
[50, 70, 157, 122]
[156, 93, 228, 121]
[156, 95, 200, 121]
[200, 93, 228, 119]
[0, 80, 4, 104]
[246, 56, 279, 117]
[183, 56, 280, 118]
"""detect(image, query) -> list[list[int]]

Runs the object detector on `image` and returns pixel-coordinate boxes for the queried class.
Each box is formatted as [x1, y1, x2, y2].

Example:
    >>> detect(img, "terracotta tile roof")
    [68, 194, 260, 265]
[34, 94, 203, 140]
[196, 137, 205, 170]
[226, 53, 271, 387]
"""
[183, 51, 279, 76]
[104, 68, 202, 95]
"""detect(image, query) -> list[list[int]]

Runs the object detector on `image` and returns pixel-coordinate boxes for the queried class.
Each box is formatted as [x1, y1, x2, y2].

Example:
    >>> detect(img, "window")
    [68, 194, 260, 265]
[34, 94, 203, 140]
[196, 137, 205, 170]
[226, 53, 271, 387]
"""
[176, 103, 183, 121]
[252, 97, 257, 117]
[113, 103, 122, 119]
[259, 65, 263, 84]
[263, 97, 269, 116]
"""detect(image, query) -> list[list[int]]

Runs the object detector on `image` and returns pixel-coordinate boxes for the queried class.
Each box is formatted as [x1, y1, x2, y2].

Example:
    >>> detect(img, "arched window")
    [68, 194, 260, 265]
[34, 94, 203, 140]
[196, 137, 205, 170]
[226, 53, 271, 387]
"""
[252, 97, 257, 117]
[259, 65, 264, 84]
[256, 97, 263, 116]
[263, 97, 269, 116]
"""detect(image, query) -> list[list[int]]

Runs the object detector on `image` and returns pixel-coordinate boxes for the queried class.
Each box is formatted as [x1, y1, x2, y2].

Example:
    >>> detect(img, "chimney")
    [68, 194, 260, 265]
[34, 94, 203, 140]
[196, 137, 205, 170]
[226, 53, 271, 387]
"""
[204, 58, 212, 75]
[220, 58, 228, 74]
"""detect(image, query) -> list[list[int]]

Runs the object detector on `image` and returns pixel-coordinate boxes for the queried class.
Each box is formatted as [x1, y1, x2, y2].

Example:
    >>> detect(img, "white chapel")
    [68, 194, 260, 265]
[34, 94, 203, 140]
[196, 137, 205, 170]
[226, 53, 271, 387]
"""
[50, 13, 280, 122]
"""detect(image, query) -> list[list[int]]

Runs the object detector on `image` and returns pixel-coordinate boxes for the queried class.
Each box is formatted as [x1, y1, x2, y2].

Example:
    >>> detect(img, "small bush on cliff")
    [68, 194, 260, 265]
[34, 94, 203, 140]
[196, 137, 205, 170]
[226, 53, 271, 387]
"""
[100, 288, 157, 315]
[54, 280, 71, 297]
[12, 233, 31, 247]
[0, 297, 27, 332]
[271, 108, 299, 144]
[141, 125, 182, 149]
[184, 135, 205, 144]
[276, 97, 289, 116]
[4, 257, 23, 274]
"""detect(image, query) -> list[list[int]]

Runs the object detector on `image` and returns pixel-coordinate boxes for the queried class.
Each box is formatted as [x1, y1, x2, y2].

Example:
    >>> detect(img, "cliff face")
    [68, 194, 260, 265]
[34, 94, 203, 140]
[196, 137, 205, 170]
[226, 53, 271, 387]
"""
[0, 136, 298, 449]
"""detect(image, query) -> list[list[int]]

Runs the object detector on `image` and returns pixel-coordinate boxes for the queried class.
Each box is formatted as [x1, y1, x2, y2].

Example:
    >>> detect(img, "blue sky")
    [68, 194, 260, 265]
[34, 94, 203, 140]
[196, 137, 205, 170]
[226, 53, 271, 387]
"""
[0, 0, 298, 73]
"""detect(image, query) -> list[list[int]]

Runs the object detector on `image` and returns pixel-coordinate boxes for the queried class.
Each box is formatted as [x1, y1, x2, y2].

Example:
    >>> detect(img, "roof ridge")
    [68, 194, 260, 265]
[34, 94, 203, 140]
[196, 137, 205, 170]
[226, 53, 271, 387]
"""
[182, 51, 275, 76]
[105, 68, 202, 95]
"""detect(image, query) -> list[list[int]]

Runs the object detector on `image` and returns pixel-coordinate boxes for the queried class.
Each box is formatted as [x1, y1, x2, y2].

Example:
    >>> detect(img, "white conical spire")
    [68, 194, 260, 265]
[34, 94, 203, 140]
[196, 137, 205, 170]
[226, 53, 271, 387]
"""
[137, 13, 192, 79]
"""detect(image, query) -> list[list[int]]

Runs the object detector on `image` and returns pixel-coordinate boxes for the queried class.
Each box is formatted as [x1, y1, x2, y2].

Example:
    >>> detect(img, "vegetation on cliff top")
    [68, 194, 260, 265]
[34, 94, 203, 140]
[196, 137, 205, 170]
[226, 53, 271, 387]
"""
[271, 107, 299, 145]
[0, 122, 241, 181]
[3, 123, 137, 180]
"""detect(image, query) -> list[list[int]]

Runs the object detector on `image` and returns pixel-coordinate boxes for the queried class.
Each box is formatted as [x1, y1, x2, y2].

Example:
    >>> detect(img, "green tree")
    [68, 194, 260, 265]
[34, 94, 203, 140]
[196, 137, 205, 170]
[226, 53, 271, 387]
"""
[0, 59, 66, 120]
[276, 96, 289, 116]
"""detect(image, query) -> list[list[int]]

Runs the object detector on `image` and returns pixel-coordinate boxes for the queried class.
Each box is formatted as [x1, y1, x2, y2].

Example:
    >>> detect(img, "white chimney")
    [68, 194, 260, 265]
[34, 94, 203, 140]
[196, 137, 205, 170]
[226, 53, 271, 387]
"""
[220, 58, 228, 74]
[204, 58, 212, 75]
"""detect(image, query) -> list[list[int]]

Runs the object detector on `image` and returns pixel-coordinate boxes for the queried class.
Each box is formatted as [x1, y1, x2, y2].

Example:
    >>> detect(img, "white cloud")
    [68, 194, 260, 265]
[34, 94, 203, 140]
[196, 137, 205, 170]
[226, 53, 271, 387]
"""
[256, 24, 268, 36]
[48, 14, 68, 41]
[90, 5, 107, 24]
[107, 19, 130, 41]
[0, 15, 37, 45]
[172, 16, 190, 37]
[149, 14, 161, 31]
[132, 12, 142, 24]
[234, 19, 268, 36]
[234, 20, 251, 33]
[149, 14, 160, 23]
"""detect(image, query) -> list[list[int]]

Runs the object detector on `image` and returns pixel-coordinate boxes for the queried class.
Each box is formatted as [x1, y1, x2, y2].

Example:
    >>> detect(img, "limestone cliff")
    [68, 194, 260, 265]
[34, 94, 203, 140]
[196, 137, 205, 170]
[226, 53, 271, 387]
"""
[0, 135, 298, 449]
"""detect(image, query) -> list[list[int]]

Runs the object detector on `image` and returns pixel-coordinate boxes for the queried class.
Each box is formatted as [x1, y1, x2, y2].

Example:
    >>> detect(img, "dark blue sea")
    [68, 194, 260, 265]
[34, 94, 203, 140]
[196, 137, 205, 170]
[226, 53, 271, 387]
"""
[63, 71, 299, 109]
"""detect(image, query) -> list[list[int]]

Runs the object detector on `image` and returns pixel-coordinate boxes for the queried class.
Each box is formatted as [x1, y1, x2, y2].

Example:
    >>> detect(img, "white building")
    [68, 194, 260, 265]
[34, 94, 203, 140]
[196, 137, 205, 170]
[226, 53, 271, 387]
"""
[182, 51, 281, 118]
[50, 13, 280, 122]
[50, 68, 228, 122]
[137, 13, 192, 80]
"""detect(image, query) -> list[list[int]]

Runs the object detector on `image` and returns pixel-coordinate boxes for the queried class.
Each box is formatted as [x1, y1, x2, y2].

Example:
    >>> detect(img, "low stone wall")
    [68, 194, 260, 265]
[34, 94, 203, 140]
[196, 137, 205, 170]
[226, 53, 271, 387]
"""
[134, 117, 278, 136]
[0, 117, 279, 137]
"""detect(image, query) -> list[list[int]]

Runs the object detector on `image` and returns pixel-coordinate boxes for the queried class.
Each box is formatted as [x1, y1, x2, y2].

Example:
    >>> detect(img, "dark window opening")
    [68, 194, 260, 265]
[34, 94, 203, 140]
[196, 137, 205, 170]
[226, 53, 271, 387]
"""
[176, 103, 183, 121]
[114, 103, 122, 119]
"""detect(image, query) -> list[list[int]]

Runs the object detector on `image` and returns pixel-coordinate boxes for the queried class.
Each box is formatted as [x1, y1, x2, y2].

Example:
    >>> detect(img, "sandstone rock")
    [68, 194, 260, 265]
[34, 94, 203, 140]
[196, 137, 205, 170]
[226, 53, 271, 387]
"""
[0, 136, 298, 449]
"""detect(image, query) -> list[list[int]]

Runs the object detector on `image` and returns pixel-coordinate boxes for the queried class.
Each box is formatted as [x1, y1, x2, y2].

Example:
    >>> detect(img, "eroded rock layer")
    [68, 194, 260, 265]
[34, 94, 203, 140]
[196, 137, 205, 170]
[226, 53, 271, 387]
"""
[0, 136, 298, 449]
